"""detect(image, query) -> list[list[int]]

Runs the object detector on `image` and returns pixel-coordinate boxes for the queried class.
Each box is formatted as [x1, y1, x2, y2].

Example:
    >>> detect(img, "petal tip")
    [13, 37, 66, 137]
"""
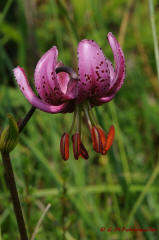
[13, 66, 26, 81]
[78, 39, 97, 50]
[13, 65, 21, 74]
[107, 32, 116, 44]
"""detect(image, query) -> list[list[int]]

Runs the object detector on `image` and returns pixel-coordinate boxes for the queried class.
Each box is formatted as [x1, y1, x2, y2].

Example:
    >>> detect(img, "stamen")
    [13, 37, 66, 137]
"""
[83, 104, 104, 154]
[60, 133, 69, 160]
[83, 105, 92, 130]
[104, 125, 115, 153]
[91, 126, 100, 153]
[87, 102, 98, 126]
[98, 127, 107, 154]
[72, 133, 81, 160]
[71, 105, 82, 160]
[80, 143, 89, 160]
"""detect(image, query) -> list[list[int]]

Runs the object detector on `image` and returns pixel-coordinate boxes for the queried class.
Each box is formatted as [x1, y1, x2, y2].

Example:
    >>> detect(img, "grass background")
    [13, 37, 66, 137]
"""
[0, 0, 159, 239]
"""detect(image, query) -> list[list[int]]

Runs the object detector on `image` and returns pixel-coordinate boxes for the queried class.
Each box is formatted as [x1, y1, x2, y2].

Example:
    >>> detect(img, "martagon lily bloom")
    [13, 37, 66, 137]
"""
[13, 32, 125, 161]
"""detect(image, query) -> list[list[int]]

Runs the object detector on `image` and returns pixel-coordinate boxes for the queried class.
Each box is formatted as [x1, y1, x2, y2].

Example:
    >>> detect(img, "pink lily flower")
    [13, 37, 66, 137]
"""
[14, 32, 125, 160]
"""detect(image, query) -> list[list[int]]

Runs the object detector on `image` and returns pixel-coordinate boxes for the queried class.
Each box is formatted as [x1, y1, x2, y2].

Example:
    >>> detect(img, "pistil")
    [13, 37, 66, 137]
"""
[72, 105, 82, 160]
[68, 108, 77, 135]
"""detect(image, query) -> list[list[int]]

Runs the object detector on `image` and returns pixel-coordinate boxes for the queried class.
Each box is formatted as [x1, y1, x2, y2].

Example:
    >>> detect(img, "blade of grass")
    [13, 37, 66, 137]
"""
[33, 184, 159, 198]
[49, 0, 64, 51]
[57, 0, 79, 43]
[105, 157, 123, 226]
[0, 226, 1, 240]
[0, 0, 13, 22]
[148, 0, 159, 83]
[21, 135, 63, 186]
[118, 0, 136, 47]
[109, 101, 131, 185]
[125, 163, 159, 228]
[65, 231, 77, 240]
[31, 204, 51, 240]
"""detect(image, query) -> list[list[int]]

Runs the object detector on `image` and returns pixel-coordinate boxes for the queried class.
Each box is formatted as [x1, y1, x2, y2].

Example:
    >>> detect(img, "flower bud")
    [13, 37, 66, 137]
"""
[0, 114, 19, 153]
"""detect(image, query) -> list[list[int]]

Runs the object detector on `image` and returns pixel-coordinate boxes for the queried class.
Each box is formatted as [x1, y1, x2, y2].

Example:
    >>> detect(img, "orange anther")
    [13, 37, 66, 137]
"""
[104, 125, 115, 153]
[60, 133, 69, 160]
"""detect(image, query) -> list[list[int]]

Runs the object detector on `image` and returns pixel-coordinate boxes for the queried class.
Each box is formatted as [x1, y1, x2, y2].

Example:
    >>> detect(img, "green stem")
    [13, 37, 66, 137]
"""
[0, 106, 36, 239]
[1, 152, 28, 240]
[18, 106, 36, 133]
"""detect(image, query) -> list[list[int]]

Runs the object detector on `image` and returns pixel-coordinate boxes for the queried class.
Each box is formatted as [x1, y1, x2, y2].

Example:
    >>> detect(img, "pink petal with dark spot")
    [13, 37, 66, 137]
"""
[57, 71, 70, 94]
[106, 59, 115, 87]
[34, 47, 76, 105]
[34, 47, 58, 104]
[14, 66, 70, 113]
[77, 39, 110, 102]
[92, 95, 115, 105]
[56, 61, 78, 100]
[107, 32, 125, 94]
[56, 72, 78, 99]
[95, 33, 125, 104]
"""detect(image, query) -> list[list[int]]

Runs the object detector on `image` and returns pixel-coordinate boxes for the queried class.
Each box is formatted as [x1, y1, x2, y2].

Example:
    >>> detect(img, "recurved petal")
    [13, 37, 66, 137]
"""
[77, 39, 110, 102]
[65, 78, 78, 99]
[35, 48, 76, 105]
[56, 62, 78, 100]
[106, 59, 115, 87]
[56, 71, 70, 94]
[94, 33, 125, 105]
[14, 66, 70, 113]
[92, 94, 115, 105]
[107, 32, 125, 95]
[34, 47, 58, 103]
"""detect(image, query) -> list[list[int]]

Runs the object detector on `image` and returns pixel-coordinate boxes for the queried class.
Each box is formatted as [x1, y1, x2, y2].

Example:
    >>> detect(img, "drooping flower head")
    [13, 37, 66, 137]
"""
[14, 32, 125, 160]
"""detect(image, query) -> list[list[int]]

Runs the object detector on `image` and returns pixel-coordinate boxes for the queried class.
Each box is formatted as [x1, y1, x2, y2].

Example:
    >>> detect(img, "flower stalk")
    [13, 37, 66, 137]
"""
[0, 107, 36, 239]
[1, 152, 29, 240]
[18, 106, 36, 133]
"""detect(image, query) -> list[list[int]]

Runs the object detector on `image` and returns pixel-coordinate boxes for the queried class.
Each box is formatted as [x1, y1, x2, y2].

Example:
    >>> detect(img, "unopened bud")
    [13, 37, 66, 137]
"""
[0, 114, 19, 152]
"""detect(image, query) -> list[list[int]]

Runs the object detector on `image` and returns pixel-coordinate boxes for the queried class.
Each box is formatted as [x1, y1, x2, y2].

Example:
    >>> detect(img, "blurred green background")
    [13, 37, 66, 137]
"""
[0, 0, 159, 239]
